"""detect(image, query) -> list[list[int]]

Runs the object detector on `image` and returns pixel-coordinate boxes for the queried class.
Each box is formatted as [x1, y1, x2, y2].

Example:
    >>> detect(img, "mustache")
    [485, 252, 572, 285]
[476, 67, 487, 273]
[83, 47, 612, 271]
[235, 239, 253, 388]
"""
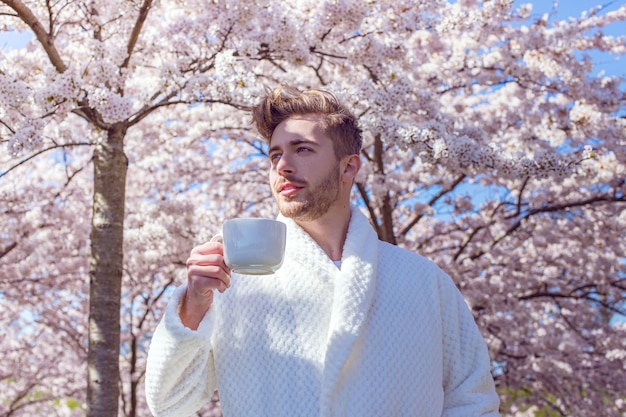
[275, 175, 307, 187]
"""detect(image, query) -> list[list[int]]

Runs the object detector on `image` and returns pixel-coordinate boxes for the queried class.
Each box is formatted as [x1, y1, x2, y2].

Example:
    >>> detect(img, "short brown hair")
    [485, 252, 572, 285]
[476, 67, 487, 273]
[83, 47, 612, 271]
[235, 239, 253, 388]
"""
[251, 86, 362, 158]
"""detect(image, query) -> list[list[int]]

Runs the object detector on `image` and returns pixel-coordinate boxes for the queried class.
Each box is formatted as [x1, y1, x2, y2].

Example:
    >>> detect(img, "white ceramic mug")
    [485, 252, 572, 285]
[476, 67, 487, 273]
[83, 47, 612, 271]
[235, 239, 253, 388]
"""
[211, 218, 286, 275]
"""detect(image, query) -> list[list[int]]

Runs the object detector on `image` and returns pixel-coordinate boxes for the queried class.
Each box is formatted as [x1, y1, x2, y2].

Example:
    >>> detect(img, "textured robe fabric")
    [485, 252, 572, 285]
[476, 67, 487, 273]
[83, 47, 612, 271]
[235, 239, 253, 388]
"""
[145, 206, 500, 417]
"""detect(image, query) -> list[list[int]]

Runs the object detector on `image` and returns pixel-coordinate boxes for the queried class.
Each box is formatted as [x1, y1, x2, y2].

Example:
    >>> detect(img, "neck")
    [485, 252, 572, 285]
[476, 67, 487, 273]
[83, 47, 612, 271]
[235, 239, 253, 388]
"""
[296, 203, 352, 262]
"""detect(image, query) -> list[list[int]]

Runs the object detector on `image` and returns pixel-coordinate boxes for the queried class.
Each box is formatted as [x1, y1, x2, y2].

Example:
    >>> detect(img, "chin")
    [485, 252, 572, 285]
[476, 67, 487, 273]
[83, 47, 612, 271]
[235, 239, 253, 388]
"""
[278, 202, 329, 222]
[278, 204, 307, 220]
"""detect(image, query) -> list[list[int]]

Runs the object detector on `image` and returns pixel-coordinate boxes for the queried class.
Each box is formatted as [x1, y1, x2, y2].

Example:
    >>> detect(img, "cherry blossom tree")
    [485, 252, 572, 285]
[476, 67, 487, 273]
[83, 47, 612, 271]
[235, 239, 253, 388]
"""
[0, 0, 624, 416]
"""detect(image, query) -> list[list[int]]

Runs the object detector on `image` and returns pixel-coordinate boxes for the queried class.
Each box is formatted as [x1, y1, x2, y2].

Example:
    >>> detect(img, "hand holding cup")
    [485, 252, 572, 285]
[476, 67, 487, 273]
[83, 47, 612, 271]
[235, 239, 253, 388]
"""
[182, 240, 232, 329]
[180, 218, 285, 329]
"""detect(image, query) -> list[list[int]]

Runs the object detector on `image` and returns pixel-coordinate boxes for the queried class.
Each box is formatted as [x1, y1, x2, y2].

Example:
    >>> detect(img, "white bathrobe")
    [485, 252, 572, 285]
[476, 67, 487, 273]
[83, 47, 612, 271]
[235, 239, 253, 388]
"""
[145, 206, 500, 417]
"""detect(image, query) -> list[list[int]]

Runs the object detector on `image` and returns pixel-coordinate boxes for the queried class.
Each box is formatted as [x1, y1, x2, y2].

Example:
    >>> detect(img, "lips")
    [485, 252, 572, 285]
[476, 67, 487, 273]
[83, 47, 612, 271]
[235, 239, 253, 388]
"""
[278, 181, 304, 196]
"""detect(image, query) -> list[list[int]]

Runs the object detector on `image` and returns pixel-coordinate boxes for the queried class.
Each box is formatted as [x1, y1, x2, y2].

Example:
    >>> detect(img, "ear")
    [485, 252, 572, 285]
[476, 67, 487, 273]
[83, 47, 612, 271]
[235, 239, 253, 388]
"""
[340, 154, 361, 184]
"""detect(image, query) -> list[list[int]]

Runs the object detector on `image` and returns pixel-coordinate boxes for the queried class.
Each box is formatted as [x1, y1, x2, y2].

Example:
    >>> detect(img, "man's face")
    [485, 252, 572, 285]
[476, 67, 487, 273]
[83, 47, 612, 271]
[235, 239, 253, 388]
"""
[268, 114, 342, 222]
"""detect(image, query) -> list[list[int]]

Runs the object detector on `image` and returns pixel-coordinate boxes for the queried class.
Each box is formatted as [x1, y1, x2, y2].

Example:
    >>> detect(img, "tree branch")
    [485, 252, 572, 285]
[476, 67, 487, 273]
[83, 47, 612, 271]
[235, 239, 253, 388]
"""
[121, 0, 153, 70]
[469, 193, 626, 260]
[0, 241, 17, 259]
[400, 174, 466, 237]
[1, 0, 67, 73]
[0, 142, 91, 179]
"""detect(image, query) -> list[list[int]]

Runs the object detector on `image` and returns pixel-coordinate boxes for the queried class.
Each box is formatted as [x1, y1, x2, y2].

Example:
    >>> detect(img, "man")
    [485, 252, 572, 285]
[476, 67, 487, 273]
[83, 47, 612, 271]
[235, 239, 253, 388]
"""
[145, 86, 501, 416]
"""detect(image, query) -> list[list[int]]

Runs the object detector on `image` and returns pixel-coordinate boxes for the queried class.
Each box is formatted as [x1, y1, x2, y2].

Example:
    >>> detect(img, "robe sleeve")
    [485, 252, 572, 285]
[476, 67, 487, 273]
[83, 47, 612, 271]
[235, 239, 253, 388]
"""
[145, 285, 218, 417]
[437, 273, 501, 416]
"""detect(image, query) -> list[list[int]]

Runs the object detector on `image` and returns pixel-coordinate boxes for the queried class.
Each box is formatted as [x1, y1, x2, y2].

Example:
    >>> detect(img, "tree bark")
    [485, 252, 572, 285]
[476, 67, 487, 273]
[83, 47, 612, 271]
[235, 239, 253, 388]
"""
[372, 134, 396, 245]
[88, 124, 128, 417]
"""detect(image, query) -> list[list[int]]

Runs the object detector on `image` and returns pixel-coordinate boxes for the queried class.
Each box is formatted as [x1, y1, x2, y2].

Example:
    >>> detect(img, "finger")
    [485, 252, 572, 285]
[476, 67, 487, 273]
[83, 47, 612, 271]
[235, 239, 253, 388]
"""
[187, 262, 232, 290]
[187, 253, 229, 270]
[188, 274, 227, 293]
[188, 263, 230, 281]
[190, 241, 224, 256]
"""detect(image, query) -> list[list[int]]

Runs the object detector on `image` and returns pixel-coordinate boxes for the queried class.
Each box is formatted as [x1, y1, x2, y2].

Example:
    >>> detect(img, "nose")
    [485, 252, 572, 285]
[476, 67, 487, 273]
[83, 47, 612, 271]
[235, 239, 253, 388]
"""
[275, 153, 294, 176]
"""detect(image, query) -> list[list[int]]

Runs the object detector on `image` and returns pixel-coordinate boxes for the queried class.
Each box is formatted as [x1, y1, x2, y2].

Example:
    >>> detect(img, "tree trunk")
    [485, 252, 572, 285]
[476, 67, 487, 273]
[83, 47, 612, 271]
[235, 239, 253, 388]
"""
[373, 134, 396, 245]
[88, 124, 128, 417]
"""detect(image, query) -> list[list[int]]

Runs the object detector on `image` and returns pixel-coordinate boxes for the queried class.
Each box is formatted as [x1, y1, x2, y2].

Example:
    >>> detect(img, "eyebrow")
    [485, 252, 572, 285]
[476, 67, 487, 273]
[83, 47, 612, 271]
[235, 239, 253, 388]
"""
[268, 139, 319, 154]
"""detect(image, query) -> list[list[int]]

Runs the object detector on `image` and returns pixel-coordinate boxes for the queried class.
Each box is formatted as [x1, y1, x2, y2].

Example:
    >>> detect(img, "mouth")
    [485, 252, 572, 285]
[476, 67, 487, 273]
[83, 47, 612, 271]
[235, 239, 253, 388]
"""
[278, 182, 304, 196]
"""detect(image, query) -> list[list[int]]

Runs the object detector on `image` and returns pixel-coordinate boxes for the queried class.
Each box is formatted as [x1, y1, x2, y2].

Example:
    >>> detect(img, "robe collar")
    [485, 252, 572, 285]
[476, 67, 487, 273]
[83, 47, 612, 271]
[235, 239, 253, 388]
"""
[277, 205, 380, 416]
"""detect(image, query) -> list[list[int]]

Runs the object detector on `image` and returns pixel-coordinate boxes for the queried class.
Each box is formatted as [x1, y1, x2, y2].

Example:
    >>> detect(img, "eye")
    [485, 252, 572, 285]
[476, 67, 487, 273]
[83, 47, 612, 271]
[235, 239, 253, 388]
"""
[269, 152, 282, 163]
[297, 147, 312, 153]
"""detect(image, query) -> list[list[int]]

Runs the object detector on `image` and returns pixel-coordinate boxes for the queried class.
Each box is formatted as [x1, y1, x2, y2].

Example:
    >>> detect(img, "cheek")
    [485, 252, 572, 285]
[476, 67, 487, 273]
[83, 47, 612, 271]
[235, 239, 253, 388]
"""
[269, 169, 278, 185]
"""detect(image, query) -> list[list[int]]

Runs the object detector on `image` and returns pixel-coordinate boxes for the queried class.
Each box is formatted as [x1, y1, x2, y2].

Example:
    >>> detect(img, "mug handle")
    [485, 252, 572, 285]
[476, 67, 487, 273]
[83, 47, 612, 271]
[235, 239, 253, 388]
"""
[210, 233, 223, 243]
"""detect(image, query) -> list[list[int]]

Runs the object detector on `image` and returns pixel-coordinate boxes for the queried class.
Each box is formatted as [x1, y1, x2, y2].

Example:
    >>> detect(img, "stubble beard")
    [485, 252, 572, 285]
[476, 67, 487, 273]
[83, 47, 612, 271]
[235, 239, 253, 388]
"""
[274, 165, 341, 222]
